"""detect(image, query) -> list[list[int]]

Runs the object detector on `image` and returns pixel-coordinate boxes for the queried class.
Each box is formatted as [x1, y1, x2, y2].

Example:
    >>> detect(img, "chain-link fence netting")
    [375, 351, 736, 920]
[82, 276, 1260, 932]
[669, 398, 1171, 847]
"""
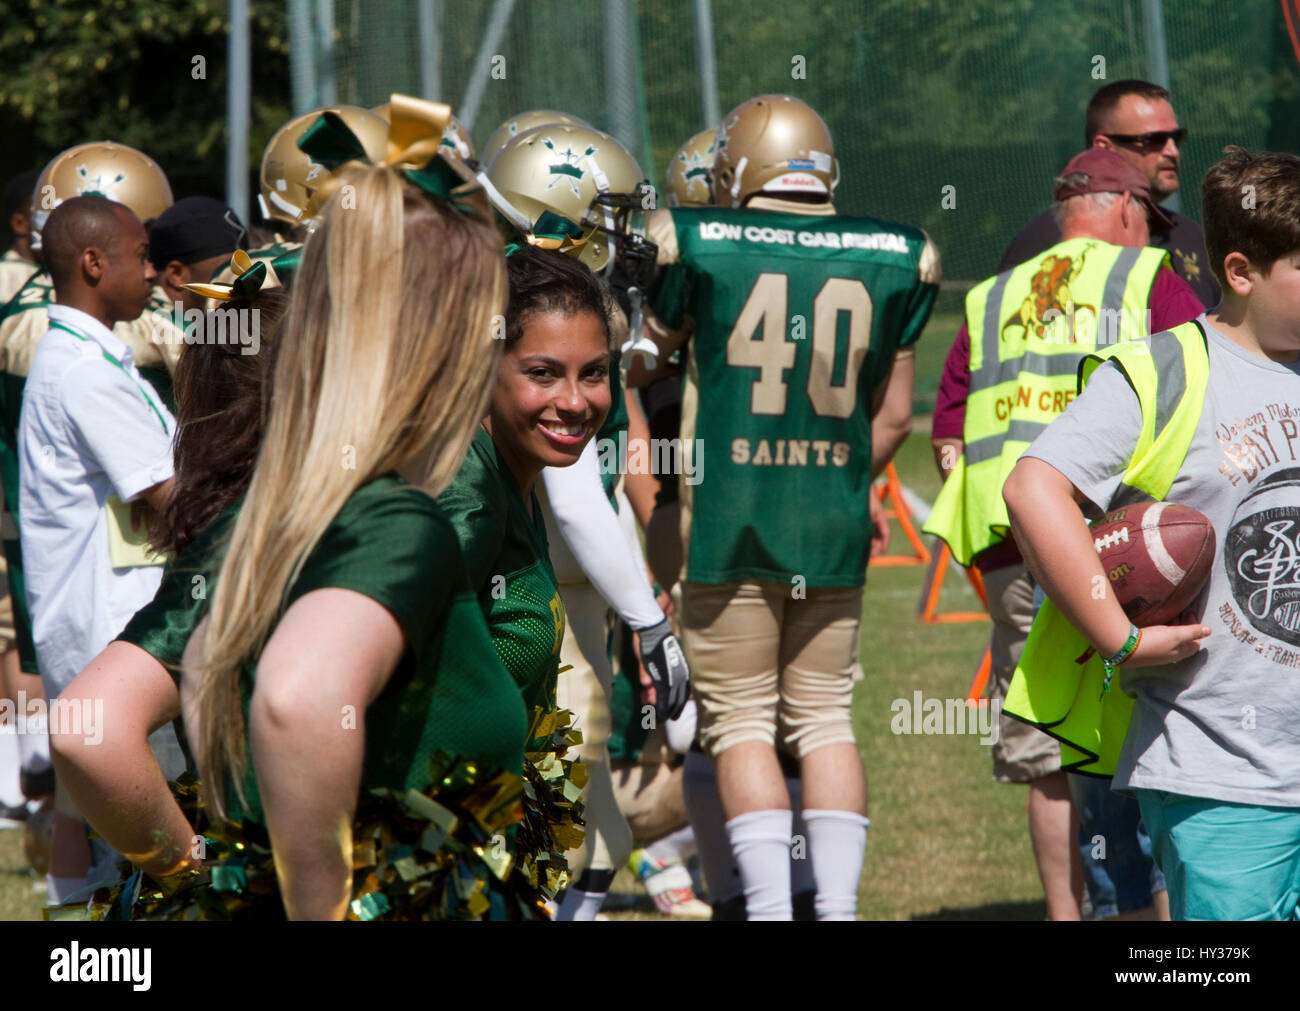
[316, 0, 1300, 284]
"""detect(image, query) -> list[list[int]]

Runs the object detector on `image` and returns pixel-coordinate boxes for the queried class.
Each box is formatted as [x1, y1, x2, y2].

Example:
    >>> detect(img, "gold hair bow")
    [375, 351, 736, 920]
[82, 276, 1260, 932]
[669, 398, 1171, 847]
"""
[298, 94, 475, 220]
[183, 249, 266, 301]
[384, 94, 453, 170]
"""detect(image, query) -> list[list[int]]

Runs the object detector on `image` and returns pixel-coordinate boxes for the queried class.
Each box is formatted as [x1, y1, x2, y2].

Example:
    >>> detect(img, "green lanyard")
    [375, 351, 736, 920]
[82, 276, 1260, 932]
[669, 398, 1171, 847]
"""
[48, 320, 170, 435]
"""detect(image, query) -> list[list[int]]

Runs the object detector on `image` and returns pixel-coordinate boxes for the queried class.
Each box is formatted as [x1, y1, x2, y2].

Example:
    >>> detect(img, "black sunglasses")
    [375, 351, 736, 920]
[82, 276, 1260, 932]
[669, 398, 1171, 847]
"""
[1101, 128, 1188, 152]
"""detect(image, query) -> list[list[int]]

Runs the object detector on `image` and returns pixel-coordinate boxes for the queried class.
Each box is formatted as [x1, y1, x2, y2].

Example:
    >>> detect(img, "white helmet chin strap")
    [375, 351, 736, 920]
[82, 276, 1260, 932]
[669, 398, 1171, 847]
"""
[585, 152, 611, 195]
[730, 156, 749, 207]
[475, 170, 536, 233]
[583, 152, 620, 277]
[267, 189, 304, 221]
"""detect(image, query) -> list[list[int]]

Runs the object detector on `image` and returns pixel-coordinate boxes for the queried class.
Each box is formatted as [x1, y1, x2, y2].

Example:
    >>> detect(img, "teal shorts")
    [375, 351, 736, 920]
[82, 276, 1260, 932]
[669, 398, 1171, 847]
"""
[1136, 788, 1300, 921]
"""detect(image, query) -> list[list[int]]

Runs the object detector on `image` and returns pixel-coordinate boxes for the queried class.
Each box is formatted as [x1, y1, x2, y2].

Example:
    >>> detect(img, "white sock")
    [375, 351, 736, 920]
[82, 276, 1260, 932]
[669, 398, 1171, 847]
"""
[554, 888, 606, 921]
[0, 718, 23, 807]
[682, 750, 741, 903]
[725, 809, 793, 920]
[645, 824, 696, 866]
[803, 808, 869, 921]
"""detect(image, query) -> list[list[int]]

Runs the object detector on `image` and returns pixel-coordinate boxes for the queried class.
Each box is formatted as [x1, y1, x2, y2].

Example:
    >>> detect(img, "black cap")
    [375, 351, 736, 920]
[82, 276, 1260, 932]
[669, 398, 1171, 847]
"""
[149, 196, 248, 269]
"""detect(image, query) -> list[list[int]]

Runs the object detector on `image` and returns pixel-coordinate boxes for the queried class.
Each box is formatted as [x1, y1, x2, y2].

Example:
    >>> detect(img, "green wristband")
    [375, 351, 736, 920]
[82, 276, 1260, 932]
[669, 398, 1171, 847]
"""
[1100, 623, 1141, 696]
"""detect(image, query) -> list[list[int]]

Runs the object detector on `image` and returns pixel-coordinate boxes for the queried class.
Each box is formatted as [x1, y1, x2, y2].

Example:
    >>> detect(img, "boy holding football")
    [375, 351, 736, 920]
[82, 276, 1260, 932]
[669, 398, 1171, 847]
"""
[1003, 147, 1300, 919]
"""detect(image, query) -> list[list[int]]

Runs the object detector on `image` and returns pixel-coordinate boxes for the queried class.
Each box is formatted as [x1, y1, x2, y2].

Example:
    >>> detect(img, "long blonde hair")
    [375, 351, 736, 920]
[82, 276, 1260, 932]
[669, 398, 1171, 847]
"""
[193, 163, 506, 818]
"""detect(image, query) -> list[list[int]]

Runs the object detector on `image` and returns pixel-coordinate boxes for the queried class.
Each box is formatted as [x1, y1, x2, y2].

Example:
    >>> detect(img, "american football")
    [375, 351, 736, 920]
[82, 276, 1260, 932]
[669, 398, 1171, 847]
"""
[1090, 501, 1216, 626]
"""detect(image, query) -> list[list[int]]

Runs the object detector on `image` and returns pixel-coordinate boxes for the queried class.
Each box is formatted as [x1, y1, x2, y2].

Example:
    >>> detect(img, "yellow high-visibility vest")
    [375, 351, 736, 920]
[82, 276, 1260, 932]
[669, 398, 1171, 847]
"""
[1003, 320, 1210, 776]
[925, 238, 1170, 565]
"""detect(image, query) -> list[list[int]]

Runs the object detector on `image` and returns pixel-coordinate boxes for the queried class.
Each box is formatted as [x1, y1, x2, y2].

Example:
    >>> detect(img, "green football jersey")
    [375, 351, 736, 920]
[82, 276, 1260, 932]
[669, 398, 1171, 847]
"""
[438, 428, 566, 715]
[218, 475, 529, 825]
[650, 204, 939, 587]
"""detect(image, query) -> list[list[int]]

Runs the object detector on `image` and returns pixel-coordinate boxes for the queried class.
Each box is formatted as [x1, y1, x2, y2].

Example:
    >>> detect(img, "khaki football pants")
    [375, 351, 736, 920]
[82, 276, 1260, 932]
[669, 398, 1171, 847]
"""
[681, 580, 863, 759]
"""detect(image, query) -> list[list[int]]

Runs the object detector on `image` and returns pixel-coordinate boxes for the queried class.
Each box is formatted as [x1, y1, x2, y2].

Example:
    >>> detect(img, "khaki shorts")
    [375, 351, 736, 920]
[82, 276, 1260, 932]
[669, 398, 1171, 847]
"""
[983, 564, 1060, 783]
[680, 580, 862, 760]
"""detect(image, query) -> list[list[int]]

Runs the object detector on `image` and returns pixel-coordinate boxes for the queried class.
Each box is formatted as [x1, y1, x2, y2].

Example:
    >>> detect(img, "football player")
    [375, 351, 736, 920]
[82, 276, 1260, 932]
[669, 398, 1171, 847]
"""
[202, 105, 391, 303]
[665, 127, 717, 210]
[485, 121, 691, 919]
[0, 167, 41, 829]
[638, 95, 940, 919]
[638, 125, 823, 919]
[479, 109, 594, 169]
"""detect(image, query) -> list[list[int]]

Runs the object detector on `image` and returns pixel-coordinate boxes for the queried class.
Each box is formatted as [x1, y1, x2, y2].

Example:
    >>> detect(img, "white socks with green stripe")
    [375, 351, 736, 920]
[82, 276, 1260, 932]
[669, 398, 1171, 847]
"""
[803, 809, 869, 920]
[725, 809, 793, 920]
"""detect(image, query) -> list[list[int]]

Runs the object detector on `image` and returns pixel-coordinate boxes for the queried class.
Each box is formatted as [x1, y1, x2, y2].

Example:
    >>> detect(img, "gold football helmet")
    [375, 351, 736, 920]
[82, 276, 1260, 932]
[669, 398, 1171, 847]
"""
[666, 127, 717, 208]
[481, 109, 593, 169]
[485, 124, 649, 273]
[711, 95, 838, 208]
[258, 105, 388, 225]
[29, 142, 173, 246]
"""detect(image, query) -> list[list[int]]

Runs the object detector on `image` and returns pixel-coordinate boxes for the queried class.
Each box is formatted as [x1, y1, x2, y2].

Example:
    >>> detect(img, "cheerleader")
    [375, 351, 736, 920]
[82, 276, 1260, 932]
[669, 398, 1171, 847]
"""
[49, 272, 286, 885]
[435, 244, 627, 900]
[436, 243, 613, 715]
[60, 137, 529, 919]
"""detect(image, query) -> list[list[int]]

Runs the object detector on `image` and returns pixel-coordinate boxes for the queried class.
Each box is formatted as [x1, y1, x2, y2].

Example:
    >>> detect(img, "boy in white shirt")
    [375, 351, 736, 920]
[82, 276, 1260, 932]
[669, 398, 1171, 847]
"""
[19, 195, 178, 902]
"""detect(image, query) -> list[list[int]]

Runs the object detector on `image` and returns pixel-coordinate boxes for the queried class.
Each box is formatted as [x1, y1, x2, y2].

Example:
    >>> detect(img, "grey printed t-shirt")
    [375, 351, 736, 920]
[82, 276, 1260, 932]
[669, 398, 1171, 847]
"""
[1023, 314, 1300, 807]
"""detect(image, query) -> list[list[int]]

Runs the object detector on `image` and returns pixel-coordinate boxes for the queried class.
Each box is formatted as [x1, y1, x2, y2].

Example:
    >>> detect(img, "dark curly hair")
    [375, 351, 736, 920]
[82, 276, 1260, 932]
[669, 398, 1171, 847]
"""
[149, 286, 290, 554]
[504, 243, 612, 349]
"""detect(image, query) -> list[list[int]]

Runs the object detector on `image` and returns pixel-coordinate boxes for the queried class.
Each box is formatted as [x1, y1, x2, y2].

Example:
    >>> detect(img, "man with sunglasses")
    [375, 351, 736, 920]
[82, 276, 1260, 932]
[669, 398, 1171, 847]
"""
[999, 79, 1220, 308]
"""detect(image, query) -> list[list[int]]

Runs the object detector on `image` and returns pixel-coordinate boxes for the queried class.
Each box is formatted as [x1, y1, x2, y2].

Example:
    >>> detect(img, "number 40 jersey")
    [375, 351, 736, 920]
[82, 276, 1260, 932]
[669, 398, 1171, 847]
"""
[648, 199, 940, 588]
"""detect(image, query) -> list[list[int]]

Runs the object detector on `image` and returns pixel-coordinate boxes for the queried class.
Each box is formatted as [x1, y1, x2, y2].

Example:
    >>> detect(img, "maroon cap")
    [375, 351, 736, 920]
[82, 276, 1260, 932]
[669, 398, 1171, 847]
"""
[1053, 147, 1172, 230]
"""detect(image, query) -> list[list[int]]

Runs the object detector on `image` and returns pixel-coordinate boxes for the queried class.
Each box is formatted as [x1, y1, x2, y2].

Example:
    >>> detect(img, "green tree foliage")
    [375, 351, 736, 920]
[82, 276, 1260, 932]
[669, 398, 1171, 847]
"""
[639, 0, 1300, 279]
[0, 0, 290, 204]
[3, 0, 1297, 281]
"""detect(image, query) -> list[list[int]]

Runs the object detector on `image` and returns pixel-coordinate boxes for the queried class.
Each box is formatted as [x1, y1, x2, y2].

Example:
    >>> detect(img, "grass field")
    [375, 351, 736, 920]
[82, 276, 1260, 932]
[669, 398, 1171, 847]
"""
[0, 300, 1046, 921]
